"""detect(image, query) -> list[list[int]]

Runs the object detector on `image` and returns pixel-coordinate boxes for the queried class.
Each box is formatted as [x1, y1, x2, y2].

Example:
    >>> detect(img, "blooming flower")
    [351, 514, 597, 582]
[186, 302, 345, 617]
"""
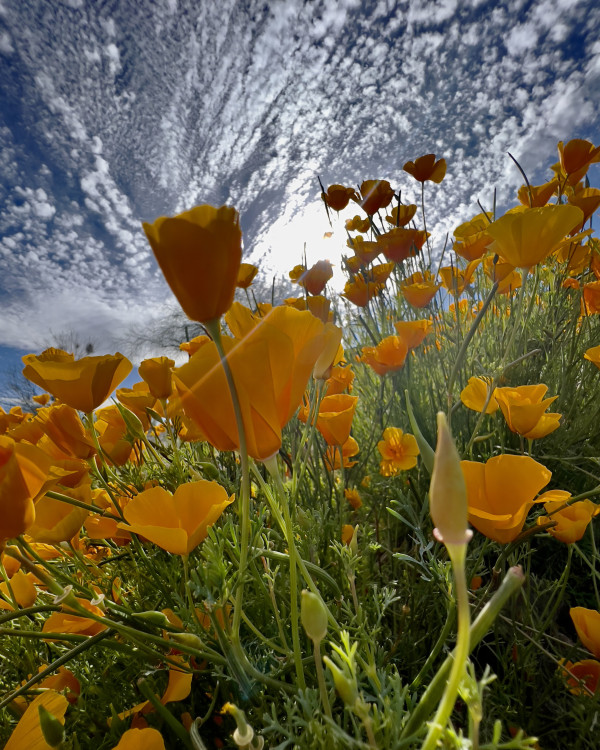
[537, 494, 599, 544]
[236, 262, 259, 289]
[517, 179, 558, 208]
[439, 259, 481, 296]
[453, 213, 493, 261]
[460, 376, 499, 414]
[143, 204, 242, 323]
[400, 271, 441, 307]
[22, 348, 132, 414]
[361, 336, 408, 375]
[584, 345, 600, 370]
[462, 454, 551, 543]
[378, 427, 419, 476]
[386, 204, 417, 226]
[341, 274, 384, 307]
[558, 138, 600, 185]
[495, 384, 560, 439]
[299, 260, 334, 295]
[344, 488, 362, 509]
[314, 394, 358, 446]
[356, 180, 395, 215]
[403, 154, 447, 183]
[325, 436, 359, 470]
[486, 205, 584, 269]
[138, 357, 175, 400]
[560, 659, 600, 696]
[120, 481, 233, 556]
[111, 727, 167, 750]
[582, 280, 600, 314]
[377, 227, 429, 263]
[393, 319, 432, 349]
[322, 184, 358, 211]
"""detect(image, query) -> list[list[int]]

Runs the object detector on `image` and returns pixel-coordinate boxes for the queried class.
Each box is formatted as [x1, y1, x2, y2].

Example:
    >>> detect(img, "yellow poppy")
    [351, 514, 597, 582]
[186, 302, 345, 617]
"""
[462, 455, 551, 543]
[143, 204, 242, 323]
[347, 235, 381, 265]
[0, 570, 37, 610]
[34, 404, 96, 460]
[386, 204, 417, 226]
[341, 274, 384, 307]
[453, 213, 493, 261]
[460, 376, 499, 414]
[43, 598, 107, 637]
[324, 365, 355, 397]
[517, 179, 558, 207]
[400, 271, 441, 307]
[584, 345, 600, 370]
[537, 495, 599, 544]
[558, 138, 600, 184]
[486, 205, 583, 269]
[403, 154, 446, 183]
[582, 280, 600, 314]
[26, 480, 91, 544]
[439, 259, 481, 296]
[236, 262, 259, 289]
[22, 348, 132, 413]
[120, 481, 233, 556]
[378, 427, 419, 476]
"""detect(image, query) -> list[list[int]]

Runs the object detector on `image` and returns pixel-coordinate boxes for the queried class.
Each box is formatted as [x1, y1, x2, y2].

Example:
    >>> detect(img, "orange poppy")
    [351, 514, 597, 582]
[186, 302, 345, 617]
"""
[314, 394, 358, 446]
[570, 607, 600, 658]
[378, 427, 419, 476]
[582, 280, 600, 314]
[361, 336, 408, 376]
[403, 154, 446, 183]
[386, 204, 418, 227]
[517, 179, 558, 207]
[236, 262, 259, 289]
[341, 274, 384, 307]
[439, 259, 481, 296]
[494, 384, 560, 439]
[393, 319, 432, 349]
[322, 184, 358, 211]
[347, 235, 381, 265]
[43, 597, 107, 637]
[453, 213, 493, 261]
[537, 495, 599, 544]
[22, 348, 132, 413]
[462, 454, 551, 543]
[173, 306, 329, 461]
[400, 271, 441, 307]
[345, 215, 371, 233]
[119, 481, 233, 555]
[324, 436, 359, 470]
[561, 659, 600, 696]
[143, 204, 242, 323]
[138, 357, 175, 400]
[558, 138, 600, 184]
[34, 404, 96, 460]
[299, 260, 333, 295]
[356, 180, 395, 215]
[460, 376, 499, 414]
[377, 227, 429, 263]
[584, 345, 600, 370]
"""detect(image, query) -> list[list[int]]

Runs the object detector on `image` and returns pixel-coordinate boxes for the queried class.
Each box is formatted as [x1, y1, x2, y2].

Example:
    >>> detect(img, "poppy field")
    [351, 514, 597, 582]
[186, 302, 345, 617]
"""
[1, 140, 600, 749]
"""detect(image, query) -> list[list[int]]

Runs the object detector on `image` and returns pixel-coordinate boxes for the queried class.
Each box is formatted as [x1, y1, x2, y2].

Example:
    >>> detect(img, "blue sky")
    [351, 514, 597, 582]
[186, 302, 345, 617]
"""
[1, 0, 599, 404]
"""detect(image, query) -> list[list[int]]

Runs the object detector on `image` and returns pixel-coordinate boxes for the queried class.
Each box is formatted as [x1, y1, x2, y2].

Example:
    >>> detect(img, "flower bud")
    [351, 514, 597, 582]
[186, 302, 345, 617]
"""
[38, 704, 65, 747]
[429, 412, 471, 545]
[133, 610, 170, 627]
[301, 590, 328, 643]
[323, 656, 358, 707]
[170, 632, 204, 649]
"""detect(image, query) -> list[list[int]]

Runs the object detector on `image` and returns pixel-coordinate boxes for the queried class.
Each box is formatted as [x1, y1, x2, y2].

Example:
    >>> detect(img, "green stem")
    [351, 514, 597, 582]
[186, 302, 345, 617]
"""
[421, 543, 470, 750]
[314, 639, 332, 719]
[137, 677, 193, 748]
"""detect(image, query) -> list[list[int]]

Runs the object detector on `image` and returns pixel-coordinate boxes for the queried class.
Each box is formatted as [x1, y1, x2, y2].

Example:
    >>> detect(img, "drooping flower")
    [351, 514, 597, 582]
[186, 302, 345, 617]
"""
[138, 357, 175, 400]
[143, 204, 242, 323]
[356, 180, 395, 215]
[495, 384, 560, 439]
[400, 271, 441, 307]
[236, 262, 259, 289]
[486, 205, 584, 269]
[378, 427, 419, 476]
[570, 607, 600, 658]
[173, 306, 330, 461]
[22, 349, 132, 414]
[403, 154, 446, 183]
[460, 376, 499, 414]
[361, 336, 408, 376]
[119, 481, 233, 556]
[462, 454, 551, 543]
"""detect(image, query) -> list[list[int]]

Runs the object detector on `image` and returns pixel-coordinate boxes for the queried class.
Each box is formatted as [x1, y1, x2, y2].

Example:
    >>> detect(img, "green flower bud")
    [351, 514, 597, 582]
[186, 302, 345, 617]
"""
[133, 610, 170, 627]
[429, 412, 471, 545]
[323, 656, 358, 707]
[114, 402, 146, 439]
[301, 590, 328, 643]
[170, 632, 204, 649]
[38, 704, 65, 748]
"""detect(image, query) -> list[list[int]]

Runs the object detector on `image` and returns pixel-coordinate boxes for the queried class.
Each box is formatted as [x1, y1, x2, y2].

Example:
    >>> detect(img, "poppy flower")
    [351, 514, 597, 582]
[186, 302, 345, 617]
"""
[494, 384, 560, 439]
[26, 480, 91, 544]
[341, 274, 384, 307]
[517, 179, 558, 208]
[179, 335, 211, 358]
[344, 488, 362, 509]
[582, 280, 600, 314]
[482, 257, 522, 294]
[537, 495, 599, 544]
[361, 336, 408, 376]
[22, 349, 132, 414]
[325, 436, 359, 470]
[236, 262, 259, 289]
[341, 524, 357, 546]
[143, 204, 242, 323]
[400, 271, 441, 307]
[378, 427, 419, 476]
[462, 454, 551, 543]
[377, 227, 429, 263]
[386, 204, 418, 227]
[584, 345, 600, 370]
[138, 357, 175, 400]
[403, 154, 446, 183]
[322, 184, 358, 212]
[356, 180, 395, 215]
[173, 306, 329, 461]
[0, 436, 62, 542]
[314, 394, 358, 446]
[43, 597, 107, 637]
[324, 365, 355, 397]
[284, 295, 332, 323]
[4, 690, 69, 750]
[345, 215, 371, 233]
[570, 607, 600, 658]
[347, 236, 381, 266]
[289, 264, 306, 283]
[116, 383, 157, 431]
[111, 727, 167, 750]
[0, 570, 38, 610]
[460, 376, 499, 414]
[567, 188, 600, 232]
[299, 260, 333, 295]
[94, 406, 134, 467]
[558, 138, 600, 185]
[120, 481, 233, 556]
[313, 323, 343, 380]
[486, 205, 584, 269]
[34, 404, 96, 460]
[393, 319, 432, 349]
[561, 659, 600, 696]
[439, 259, 481, 296]
[453, 213, 494, 261]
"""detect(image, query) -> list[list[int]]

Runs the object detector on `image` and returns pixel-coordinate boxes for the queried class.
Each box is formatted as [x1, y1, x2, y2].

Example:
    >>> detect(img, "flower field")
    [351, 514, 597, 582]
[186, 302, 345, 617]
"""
[1, 139, 600, 749]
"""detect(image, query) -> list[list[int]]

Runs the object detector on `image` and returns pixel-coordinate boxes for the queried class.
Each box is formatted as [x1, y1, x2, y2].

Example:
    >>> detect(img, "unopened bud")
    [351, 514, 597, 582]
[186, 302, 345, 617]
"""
[38, 704, 65, 747]
[429, 412, 471, 546]
[114, 402, 146, 439]
[301, 590, 328, 643]
[133, 610, 169, 627]
[323, 656, 358, 707]
[170, 632, 204, 649]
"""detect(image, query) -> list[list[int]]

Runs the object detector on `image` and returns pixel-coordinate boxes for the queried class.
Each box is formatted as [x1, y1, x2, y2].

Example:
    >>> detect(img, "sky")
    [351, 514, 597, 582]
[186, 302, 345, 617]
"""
[1, 0, 599, 403]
